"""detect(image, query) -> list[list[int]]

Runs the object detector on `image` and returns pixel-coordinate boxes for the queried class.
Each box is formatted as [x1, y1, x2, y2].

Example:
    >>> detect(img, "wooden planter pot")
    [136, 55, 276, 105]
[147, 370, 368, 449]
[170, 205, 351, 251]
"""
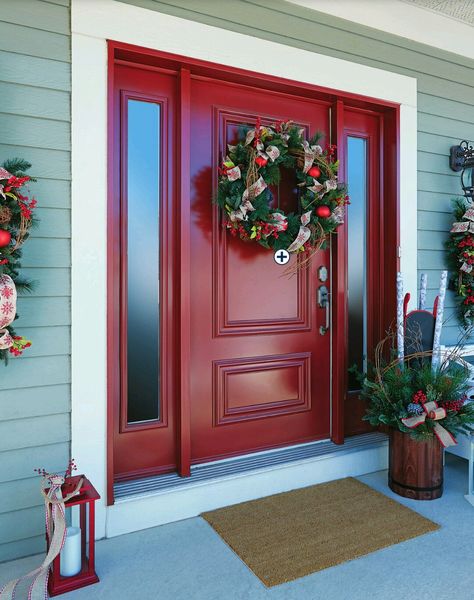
[388, 429, 443, 500]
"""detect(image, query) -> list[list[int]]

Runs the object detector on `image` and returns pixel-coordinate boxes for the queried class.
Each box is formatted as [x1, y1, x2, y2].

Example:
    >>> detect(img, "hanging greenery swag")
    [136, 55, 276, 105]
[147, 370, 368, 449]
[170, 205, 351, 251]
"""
[0, 158, 37, 362]
[446, 197, 474, 327]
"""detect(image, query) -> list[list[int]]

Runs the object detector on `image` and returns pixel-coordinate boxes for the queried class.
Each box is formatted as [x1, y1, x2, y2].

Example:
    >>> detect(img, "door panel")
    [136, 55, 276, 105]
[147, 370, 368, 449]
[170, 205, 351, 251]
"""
[343, 108, 382, 436]
[189, 78, 331, 462]
[109, 51, 397, 486]
[112, 65, 178, 479]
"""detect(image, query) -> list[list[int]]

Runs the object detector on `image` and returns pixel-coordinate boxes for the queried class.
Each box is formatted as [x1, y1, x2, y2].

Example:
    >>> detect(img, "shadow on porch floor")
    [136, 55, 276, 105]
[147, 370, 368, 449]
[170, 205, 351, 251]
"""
[1, 454, 472, 600]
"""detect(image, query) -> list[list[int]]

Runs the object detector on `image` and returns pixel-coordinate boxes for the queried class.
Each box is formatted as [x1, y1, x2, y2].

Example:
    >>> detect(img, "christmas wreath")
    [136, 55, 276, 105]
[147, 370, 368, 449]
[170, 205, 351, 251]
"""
[216, 119, 348, 258]
[0, 158, 37, 361]
[446, 198, 474, 327]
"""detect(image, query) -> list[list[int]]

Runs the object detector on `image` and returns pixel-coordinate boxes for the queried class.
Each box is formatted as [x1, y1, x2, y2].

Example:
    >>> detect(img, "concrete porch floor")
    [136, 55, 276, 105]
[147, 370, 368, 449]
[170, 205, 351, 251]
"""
[1, 454, 473, 600]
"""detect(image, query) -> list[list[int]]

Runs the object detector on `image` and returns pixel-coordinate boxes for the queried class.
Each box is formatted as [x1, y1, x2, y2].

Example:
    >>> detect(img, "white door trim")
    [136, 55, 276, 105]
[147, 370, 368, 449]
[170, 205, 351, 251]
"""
[71, 0, 417, 539]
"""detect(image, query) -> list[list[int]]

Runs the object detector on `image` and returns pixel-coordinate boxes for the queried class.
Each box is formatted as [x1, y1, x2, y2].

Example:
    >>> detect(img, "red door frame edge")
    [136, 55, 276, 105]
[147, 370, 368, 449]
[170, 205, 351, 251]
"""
[107, 41, 117, 505]
[178, 68, 192, 477]
[330, 99, 346, 445]
[106, 40, 400, 504]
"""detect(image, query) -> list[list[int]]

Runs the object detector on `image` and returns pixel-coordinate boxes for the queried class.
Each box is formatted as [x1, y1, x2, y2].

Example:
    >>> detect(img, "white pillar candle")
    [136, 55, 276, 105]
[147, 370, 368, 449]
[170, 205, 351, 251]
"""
[60, 526, 82, 577]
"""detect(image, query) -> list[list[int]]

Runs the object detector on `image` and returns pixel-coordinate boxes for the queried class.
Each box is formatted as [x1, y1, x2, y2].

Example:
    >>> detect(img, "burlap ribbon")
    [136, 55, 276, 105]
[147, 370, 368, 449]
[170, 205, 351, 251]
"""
[0, 275, 16, 350]
[229, 199, 255, 222]
[332, 205, 345, 224]
[401, 400, 456, 448]
[0, 476, 83, 600]
[301, 140, 323, 174]
[258, 145, 280, 163]
[226, 165, 241, 182]
[229, 176, 268, 222]
[450, 207, 474, 272]
[269, 212, 288, 232]
[451, 206, 474, 233]
[287, 211, 312, 253]
[308, 178, 338, 196]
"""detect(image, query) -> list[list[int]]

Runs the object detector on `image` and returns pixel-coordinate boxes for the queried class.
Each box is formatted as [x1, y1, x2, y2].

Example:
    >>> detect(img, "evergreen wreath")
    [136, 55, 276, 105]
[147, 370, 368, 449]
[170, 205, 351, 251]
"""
[446, 197, 474, 327]
[0, 158, 37, 362]
[216, 119, 349, 260]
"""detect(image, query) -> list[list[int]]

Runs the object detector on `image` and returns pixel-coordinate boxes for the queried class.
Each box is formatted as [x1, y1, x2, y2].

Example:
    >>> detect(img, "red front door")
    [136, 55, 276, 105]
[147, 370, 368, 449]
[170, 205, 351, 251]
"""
[108, 44, 398, 491]
[189, 79, 331, 462]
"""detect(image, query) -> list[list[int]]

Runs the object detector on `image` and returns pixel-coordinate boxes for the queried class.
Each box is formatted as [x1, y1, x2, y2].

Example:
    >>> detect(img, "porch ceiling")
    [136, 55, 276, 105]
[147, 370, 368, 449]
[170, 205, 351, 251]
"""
[402, 0, 474, 26]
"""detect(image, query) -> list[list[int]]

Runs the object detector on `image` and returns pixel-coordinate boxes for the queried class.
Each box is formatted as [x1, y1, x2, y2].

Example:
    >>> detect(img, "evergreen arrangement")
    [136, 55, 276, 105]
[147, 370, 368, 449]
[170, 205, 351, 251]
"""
[360, 334, 474, 444]
[216, 118, 348, 260]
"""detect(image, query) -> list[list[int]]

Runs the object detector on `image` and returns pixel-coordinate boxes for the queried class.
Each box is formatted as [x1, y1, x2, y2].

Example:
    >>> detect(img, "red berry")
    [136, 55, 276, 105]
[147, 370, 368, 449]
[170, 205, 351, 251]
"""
[255, 156, 268, 168]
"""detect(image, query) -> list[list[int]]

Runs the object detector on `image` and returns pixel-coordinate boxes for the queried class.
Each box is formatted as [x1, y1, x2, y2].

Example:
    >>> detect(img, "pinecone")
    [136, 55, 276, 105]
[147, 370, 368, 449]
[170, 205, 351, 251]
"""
[407, 403, 424, 416]
[0, 206, 12, 224]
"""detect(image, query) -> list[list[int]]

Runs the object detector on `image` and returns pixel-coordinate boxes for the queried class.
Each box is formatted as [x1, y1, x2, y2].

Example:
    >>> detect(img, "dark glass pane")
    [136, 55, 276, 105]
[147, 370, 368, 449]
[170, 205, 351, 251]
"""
[347, 137, 367, 391]
[126, 100, 160, 423]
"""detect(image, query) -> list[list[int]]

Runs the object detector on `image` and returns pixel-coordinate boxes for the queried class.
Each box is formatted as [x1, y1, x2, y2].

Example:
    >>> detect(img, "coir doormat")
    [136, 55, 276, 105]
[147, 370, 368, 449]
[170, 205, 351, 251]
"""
[201, 477, 439, 587]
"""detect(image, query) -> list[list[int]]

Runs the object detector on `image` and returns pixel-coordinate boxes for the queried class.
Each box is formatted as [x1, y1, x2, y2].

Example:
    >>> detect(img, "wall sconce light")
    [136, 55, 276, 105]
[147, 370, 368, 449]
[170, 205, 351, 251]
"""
[450, 140, 474, 200]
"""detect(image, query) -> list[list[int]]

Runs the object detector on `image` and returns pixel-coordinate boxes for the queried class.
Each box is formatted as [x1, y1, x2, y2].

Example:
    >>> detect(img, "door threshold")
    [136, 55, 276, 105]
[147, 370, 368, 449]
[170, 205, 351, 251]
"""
[114, 432, 387, 501]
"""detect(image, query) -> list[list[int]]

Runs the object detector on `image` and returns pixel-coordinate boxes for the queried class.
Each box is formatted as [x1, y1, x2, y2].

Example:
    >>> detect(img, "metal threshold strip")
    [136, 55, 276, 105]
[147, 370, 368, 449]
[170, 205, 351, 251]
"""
[114, 432, 388, 501]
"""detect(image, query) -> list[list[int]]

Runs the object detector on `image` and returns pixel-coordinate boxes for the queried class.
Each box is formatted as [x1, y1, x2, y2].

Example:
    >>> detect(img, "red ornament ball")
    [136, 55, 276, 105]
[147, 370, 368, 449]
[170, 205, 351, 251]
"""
[0, 229, 11, 247]
[308, 166, 321, 178]
[255, 156, 268, 168]
[315, 205, 332, 218]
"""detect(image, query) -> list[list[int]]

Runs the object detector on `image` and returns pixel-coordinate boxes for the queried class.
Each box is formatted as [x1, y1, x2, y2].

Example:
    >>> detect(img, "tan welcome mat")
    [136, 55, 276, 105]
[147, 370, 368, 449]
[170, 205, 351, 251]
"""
[201, 478, 439, 587]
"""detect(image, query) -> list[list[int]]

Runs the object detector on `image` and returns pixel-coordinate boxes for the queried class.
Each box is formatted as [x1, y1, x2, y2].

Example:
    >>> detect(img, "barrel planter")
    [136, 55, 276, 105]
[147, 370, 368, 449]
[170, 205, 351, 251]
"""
[388, 429, 443, 500]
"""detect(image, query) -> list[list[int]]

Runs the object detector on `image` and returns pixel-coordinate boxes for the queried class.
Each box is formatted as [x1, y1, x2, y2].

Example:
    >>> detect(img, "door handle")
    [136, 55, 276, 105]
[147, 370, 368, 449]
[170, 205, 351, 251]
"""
[318, 285, 330, 335]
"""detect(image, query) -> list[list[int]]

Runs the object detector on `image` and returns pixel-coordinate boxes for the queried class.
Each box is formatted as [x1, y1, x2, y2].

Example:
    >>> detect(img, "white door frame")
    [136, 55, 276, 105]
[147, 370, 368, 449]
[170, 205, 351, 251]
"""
[71, 0, 417, 539]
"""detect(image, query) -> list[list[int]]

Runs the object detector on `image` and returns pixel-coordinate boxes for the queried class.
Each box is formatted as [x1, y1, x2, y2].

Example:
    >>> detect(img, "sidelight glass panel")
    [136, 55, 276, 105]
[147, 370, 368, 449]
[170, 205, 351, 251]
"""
[126, 99, 160, 423]
[347, 137, 367, 391]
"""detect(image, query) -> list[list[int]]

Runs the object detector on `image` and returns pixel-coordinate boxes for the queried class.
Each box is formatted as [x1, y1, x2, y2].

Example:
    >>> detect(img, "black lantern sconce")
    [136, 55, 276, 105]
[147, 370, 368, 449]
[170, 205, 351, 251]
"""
[450, 140, 474, 200]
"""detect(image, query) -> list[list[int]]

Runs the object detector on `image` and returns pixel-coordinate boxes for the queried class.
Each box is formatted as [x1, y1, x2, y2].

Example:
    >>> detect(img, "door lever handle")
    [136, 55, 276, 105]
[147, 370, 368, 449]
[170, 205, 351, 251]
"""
[318, 285, 330, 335]
[321, 300, 330, 335]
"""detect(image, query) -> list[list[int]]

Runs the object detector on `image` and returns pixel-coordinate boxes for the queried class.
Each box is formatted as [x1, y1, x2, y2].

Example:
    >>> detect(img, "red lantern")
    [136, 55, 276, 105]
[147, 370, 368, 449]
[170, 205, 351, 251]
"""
[48, 476, 100, 596]
[0, 229, 11, 247]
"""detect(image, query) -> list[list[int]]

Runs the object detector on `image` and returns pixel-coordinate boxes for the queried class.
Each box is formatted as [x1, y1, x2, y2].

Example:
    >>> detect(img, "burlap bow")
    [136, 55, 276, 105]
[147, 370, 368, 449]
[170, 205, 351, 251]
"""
[401, 400, 456, 448]
[301, 140, 323, 174]
[287, 211, 312, 253]
[229, 199, 255, 222]
[0, 275, 16, 350]
[269, 212, 288, 233]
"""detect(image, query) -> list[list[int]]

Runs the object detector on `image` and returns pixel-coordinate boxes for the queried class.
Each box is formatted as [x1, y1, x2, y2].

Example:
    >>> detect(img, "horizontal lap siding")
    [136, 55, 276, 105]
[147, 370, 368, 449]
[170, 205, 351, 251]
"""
[118, 0, 474, 345]
[0, 0, 70, 562]
[2, 0, 472, 563]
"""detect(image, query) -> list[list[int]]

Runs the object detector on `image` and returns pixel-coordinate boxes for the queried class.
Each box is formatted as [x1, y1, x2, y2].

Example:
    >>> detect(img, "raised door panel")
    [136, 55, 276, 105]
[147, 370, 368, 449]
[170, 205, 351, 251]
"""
[215, 109, 312, 335]
[189, 76, 331, 463]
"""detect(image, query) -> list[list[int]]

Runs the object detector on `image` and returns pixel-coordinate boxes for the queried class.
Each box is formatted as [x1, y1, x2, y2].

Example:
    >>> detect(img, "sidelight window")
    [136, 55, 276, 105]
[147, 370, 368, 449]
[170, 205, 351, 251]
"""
[347, 136, 367, 391]
[125, 99, 161, 423]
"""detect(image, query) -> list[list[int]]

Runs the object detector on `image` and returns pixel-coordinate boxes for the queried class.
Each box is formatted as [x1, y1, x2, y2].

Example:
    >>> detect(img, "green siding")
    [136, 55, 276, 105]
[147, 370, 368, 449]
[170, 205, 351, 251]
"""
[119, 0, 474, 345]
[0, 0, 70, 562]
